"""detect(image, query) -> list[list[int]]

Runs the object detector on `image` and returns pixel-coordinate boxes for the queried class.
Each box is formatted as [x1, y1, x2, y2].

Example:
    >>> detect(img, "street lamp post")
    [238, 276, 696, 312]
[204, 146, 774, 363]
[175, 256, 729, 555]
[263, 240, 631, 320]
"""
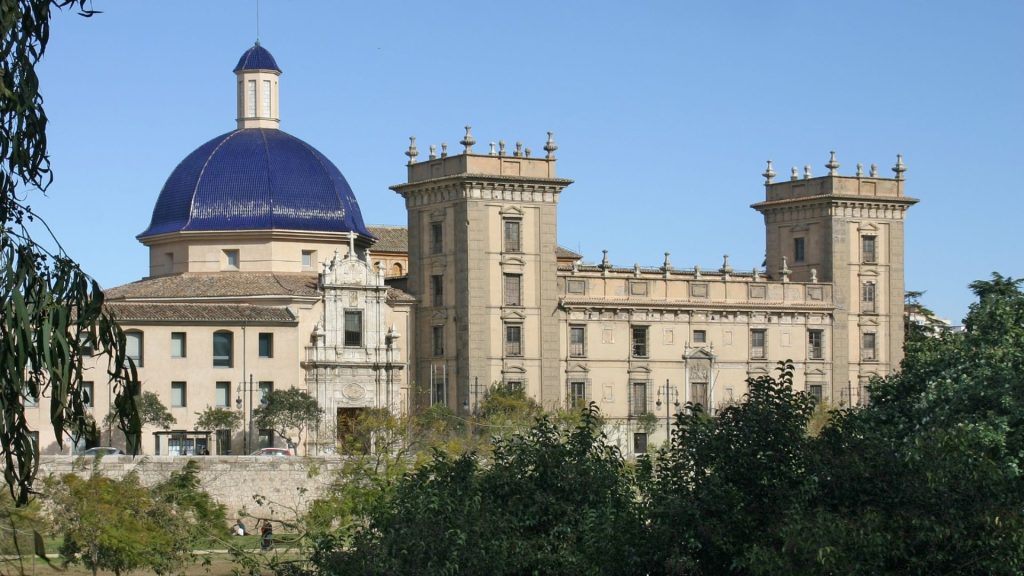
[655, 379, 679, 445]
[236, 374, 255, 454]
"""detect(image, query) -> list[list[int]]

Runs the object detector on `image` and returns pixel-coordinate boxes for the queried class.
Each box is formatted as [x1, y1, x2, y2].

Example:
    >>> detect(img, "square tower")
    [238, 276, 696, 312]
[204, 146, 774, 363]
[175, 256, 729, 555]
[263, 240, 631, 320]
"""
[752, 155, 917, 403]
[392, 131, 573, 412]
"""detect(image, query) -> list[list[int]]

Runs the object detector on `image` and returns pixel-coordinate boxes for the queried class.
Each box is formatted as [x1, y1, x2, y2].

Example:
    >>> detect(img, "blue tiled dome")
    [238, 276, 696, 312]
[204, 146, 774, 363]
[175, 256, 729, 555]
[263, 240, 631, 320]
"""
[234, 42, 280, 73]
[139, 129, 372, 239]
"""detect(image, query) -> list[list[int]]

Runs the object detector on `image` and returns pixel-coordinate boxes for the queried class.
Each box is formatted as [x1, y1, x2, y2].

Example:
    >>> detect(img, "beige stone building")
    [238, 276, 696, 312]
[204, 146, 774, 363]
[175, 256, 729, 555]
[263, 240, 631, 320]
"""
[25, 43, 915, 457]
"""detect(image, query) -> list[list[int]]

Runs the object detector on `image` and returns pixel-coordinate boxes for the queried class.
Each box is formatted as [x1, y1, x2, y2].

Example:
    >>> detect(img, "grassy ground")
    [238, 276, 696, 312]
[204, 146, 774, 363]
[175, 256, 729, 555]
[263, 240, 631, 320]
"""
[1, 535, 306, 576]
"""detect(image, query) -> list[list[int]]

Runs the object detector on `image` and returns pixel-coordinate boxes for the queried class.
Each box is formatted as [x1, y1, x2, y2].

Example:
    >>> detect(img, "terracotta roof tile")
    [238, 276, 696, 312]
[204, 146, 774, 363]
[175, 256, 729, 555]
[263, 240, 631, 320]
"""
[106, 273, 319, 300]
[107, 302, 296, 323]
[367, 225, 408, 253]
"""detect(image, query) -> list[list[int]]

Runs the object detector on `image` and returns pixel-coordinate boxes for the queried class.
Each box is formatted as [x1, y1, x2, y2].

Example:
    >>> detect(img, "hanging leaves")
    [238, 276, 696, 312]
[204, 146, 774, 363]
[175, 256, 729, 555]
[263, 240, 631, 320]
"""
[0, 0, 137, 505]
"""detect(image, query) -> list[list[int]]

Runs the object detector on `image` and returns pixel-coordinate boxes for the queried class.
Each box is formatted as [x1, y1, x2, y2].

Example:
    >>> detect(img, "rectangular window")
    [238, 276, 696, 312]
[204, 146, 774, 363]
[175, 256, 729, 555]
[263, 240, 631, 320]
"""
[258, 429, 274, 449]
[258, 332, 274, 358]
[432, 325, 444, 356]
[171, 381, 187, 408]
[213, 331, 233, 367]
[302, 250, 315, 271]
[631, 326, 649, 358]
[691, 382, 708, 409]
[862, 282, 876, 313]
[504, 380, 524, 393]
[259, 381, 274, 402]
[82, 381, 94, 408]
[78, 331, 95, 356]
[261, 79, 271, 117]
[126, 331, 144, 367]
[693, 329, 707, 344]
[344, 311, 363, 347]
[862, 235, 877, 263]
[504, 273, 522, 306]
[171, 332, 186, 358]
[751, 329, 767, 359]
[24, 385, 38, 407]
[246, 80, 256, 117]
[794, 237, 806, 263]
[224, 249, 240, 270]
[216, 429, 231, 455]
[630, 381, 648, 416]
[569, 381, 587, 408]
[431, 274, 443, 306]
[430, 222, 443, 255]
[505, 324, 523, 357]
[808, 330, 824, 360]
[862, 332, 877, 361]
[808, 384, 824, 404]
[569, 325, 586, 358]
[430, 363, 447, 406]
[216, 382, 230, 408]
[633, 432, 648, 455]
[504, 219, 521, 252]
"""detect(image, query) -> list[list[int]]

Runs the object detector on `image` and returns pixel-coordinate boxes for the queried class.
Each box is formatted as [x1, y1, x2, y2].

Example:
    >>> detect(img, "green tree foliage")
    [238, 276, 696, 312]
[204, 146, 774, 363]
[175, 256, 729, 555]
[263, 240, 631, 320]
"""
[151, 460, 227, 551]
[252, 388, 322, 448]
[194, 407, 241, 434]
[316, 405, 647, 576]
[45, 469, 188, 576]
[1, 0, 137, 504]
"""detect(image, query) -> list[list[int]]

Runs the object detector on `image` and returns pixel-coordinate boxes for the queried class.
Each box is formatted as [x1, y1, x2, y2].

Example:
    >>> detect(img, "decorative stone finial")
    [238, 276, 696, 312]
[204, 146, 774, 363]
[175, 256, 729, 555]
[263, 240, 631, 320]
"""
[405, 136, 419, 165]
[514, 142, 523, 157]
[524, 147, 532, 158]
[428, 144, 437, 160]
[440, 142, 448, 158]
[810, 268, 818, 283]
[856, 162, 864, 177]
[780, 256, 791, 282]
[662, 252, 673, 271]
[571, 259, 579, 274]
[544, 131, 558, 159]
[892, 153, 906, 180]
[870, 163, 878, 177]
[803, 165, 812, 179]
[826, 150, 839, 175]
[752, 267, 760, 282]
[600, 249, 611, 270]
[460, 125, 476, 153]
[347, 232, 356, 259]
[762, 160, 776, 185]
[498, 140, 507, 156]
[721, 254, 733, 274]
[694, 264, 702, 279]
[791, 166, 799, 181]
[634, 263, 641, 277]
[488, 142, 496, 156]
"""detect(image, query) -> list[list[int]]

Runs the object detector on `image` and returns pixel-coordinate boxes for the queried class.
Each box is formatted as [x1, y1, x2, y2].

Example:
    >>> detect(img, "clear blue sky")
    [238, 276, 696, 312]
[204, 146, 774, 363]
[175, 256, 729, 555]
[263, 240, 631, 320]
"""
[29, 1, 1023, 324]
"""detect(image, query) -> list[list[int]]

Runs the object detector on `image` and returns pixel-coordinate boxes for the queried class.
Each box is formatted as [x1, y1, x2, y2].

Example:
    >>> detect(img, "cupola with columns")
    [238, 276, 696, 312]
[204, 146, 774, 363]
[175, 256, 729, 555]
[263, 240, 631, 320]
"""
[234, 41, 281, 129]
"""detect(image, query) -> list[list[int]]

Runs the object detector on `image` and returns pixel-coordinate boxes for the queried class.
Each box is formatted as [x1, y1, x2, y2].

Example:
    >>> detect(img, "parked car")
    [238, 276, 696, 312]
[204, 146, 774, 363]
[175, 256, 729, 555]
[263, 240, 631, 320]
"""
[250, 447, 292, 457]
[78, 447, 125, 457]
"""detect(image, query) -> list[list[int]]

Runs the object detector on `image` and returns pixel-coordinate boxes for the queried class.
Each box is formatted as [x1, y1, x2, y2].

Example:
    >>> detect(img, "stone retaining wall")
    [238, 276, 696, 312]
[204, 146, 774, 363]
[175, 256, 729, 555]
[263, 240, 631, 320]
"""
[37, 456, 346, 522]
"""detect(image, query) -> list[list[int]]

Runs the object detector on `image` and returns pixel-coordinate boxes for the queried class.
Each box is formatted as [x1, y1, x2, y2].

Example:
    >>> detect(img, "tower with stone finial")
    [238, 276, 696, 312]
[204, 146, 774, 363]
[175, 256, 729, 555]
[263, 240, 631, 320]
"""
[392, 129, 572, 413]
[234, 42, 281, 129]
[752, 151, 917, 404]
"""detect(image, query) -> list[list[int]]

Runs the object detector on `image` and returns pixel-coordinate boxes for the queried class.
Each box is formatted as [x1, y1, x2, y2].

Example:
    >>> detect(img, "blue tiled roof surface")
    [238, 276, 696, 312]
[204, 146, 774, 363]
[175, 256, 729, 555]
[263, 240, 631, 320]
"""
[140, 129, 371, 239]
[233, 43, 281, 73]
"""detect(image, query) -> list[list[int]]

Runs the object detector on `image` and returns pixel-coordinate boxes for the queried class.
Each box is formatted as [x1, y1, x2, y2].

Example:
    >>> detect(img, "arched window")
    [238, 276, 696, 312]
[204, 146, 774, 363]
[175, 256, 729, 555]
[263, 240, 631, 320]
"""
[391, 262, 404, 277]
[213, 331, 234, 368]
[125, 331, 144, 367]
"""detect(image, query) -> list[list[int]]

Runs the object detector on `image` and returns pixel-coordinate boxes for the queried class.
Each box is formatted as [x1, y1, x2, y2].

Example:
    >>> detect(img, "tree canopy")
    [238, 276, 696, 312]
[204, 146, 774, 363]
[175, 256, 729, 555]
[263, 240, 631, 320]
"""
[252, 388, 322, 449]
[310, 273, 1024, 575]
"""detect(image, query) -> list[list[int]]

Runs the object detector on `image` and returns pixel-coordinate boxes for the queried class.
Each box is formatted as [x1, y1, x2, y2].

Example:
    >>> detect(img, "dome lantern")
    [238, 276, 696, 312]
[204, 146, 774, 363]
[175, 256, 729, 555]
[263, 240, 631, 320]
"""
[234, 42, 281, 129]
